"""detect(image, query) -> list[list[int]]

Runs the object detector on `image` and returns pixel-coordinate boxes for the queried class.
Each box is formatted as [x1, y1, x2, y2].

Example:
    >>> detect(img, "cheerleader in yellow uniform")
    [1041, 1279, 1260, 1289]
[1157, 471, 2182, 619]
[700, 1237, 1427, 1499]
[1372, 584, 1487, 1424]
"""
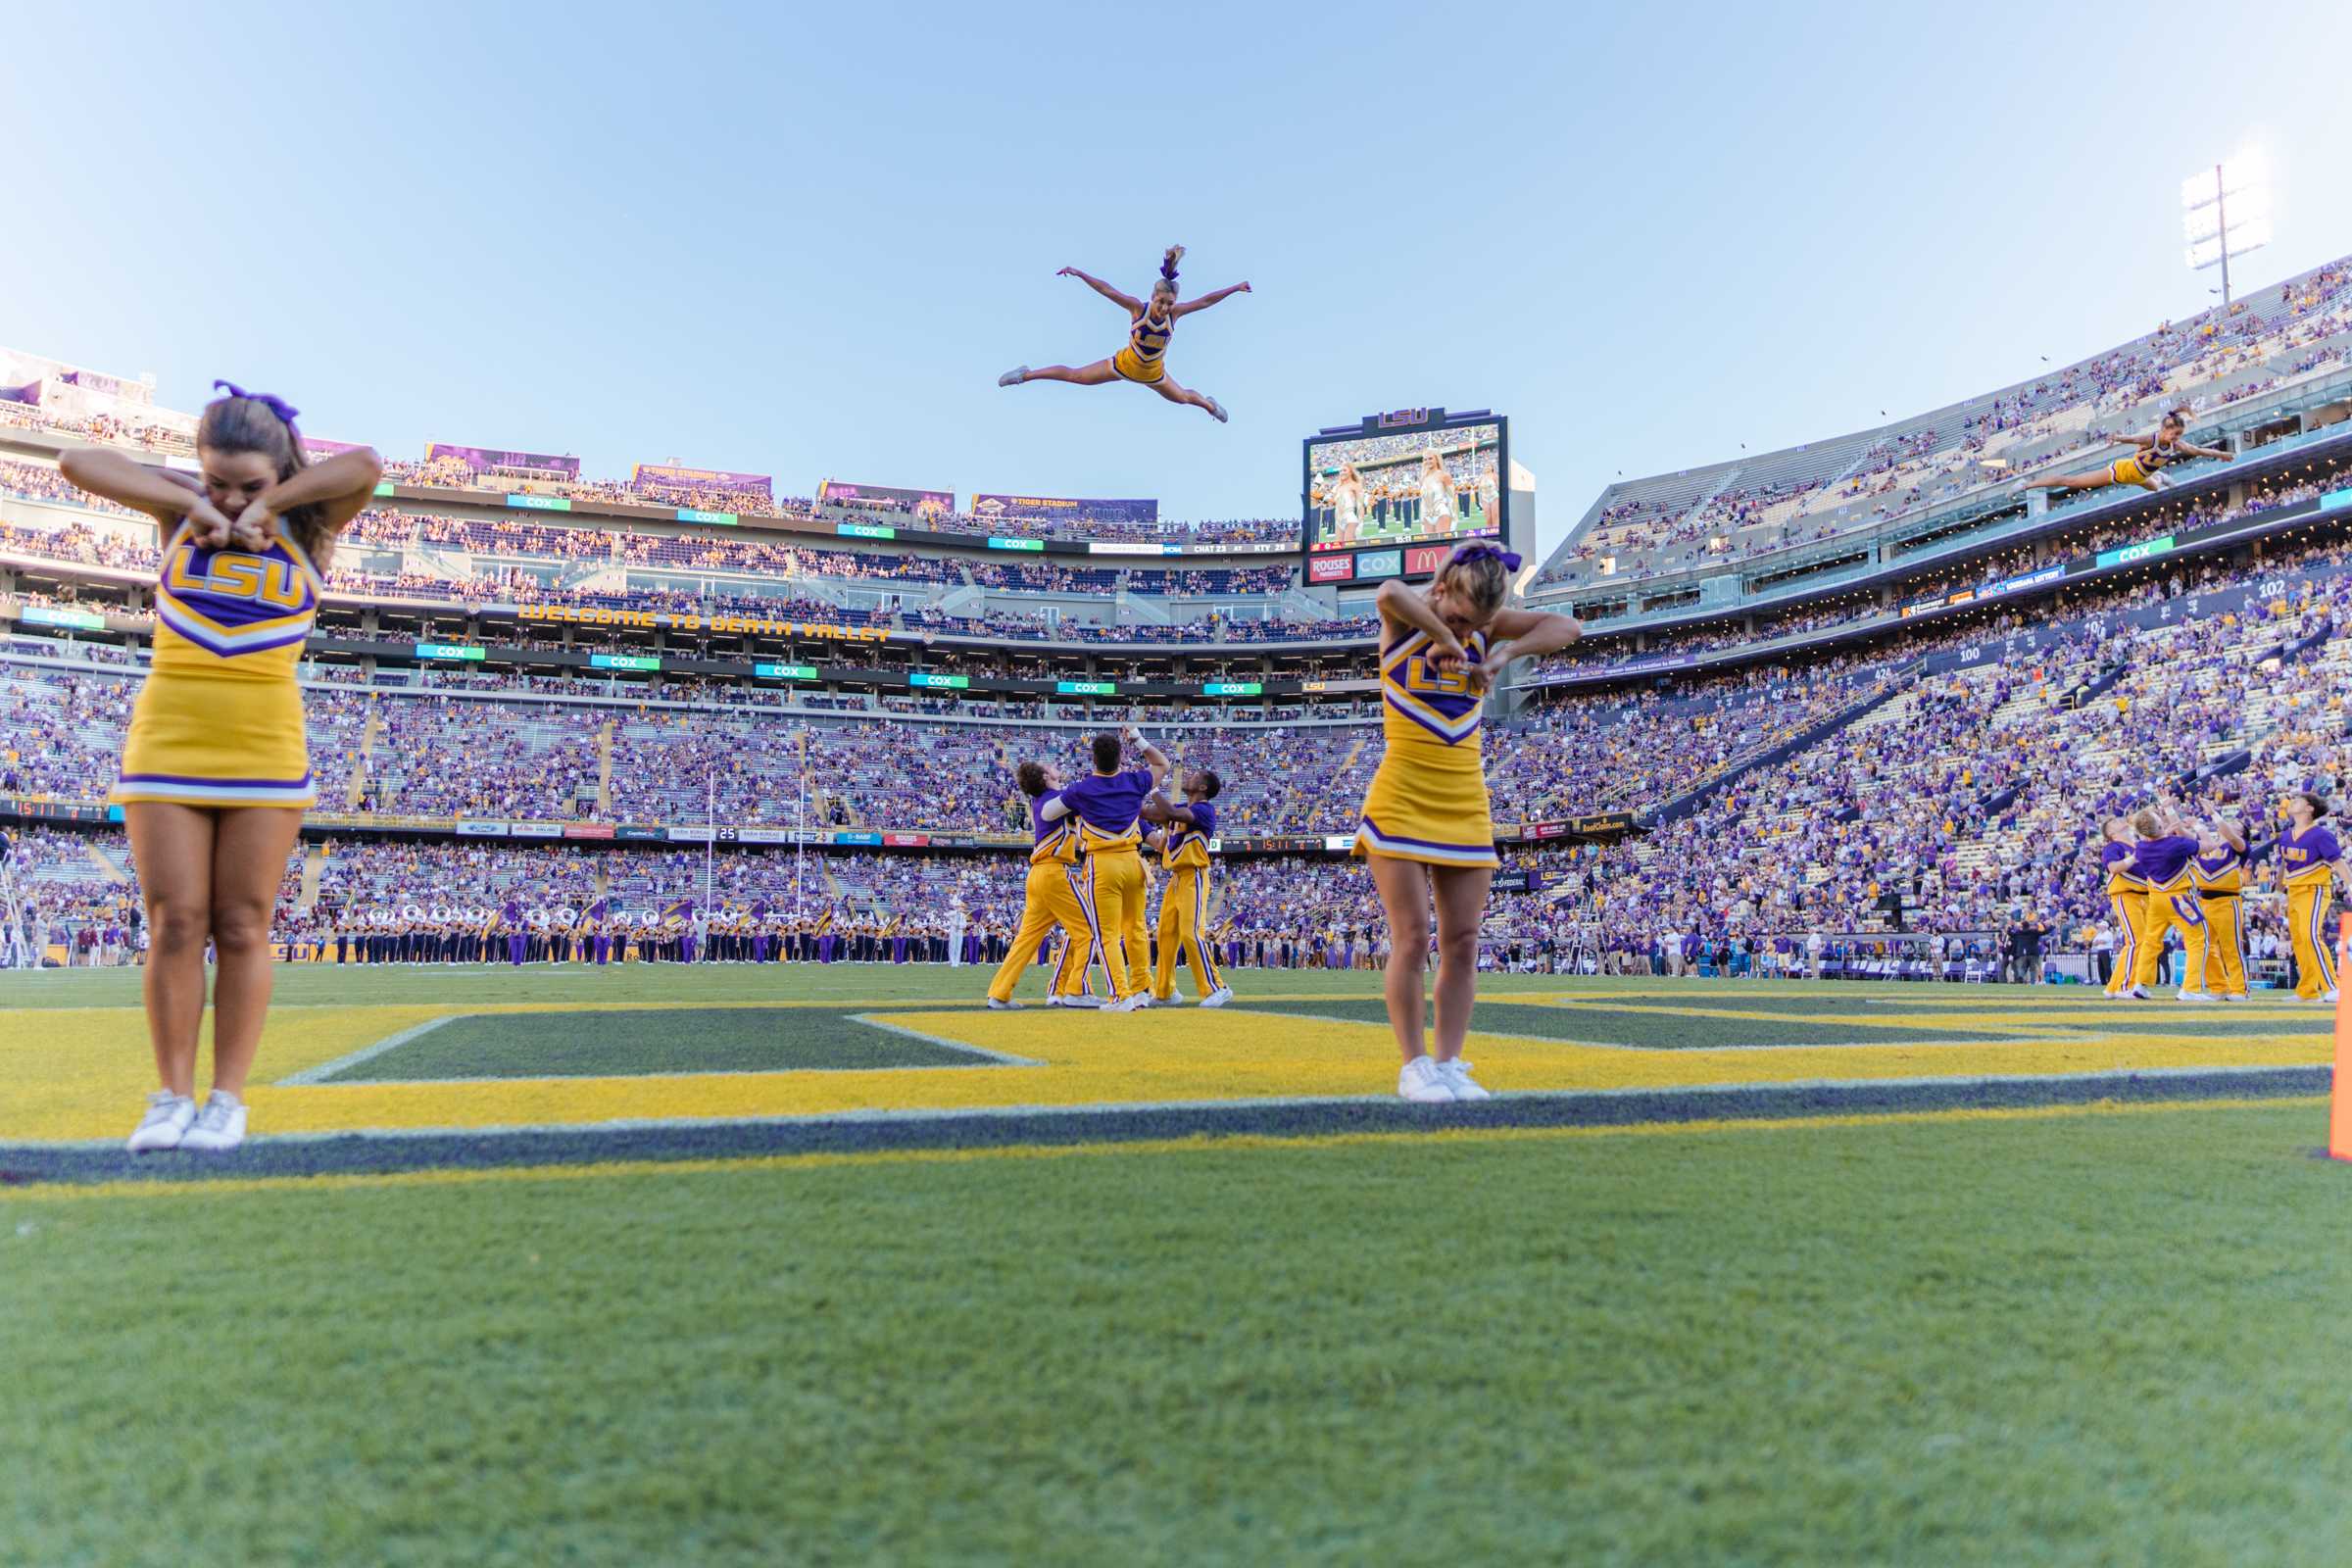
[1354, 543, 1582, 1100]
[984, 759, 1104, 1008]
[999, 246, 1248, 422]
[1143, 765, 1231, 1006]
[2191, 809, 2249, 1000]
[2097, 816, 2148, 998]
[2023, 408, 2231, 495]
[2274, 792, 2344, 1003]
[63, 384, 381, 1153]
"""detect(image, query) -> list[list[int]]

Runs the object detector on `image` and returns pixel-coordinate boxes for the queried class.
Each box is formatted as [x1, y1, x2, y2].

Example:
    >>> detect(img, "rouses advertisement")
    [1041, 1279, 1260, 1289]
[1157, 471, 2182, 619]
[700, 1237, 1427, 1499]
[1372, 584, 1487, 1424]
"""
[1308, 554, 1354, 583]
[968, 494, 1159, 526]
[424, 442, 582, 477]
[817, 479, 954, 518]
[630, 464, 774, 499]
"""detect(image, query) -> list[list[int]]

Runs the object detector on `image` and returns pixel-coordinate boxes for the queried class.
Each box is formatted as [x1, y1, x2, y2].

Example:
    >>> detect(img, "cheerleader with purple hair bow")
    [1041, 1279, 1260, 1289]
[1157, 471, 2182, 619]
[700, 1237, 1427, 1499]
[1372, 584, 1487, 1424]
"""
[999, 244, 1249, 422]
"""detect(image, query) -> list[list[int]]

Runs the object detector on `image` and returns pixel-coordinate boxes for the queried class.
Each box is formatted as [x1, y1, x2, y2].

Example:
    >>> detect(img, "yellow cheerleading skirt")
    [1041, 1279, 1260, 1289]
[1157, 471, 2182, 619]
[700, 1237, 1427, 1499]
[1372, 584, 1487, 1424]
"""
[112, 668, 316, 808]
[1352, 745, 1497, 868]
[2109, 456, 2149, 487]
[1111, 345, 1166, 385]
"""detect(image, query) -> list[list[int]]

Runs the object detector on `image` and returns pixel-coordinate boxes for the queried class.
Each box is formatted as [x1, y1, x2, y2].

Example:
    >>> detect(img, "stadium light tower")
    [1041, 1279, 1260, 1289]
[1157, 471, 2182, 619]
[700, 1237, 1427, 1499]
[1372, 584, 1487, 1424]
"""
[2182, 150, 2271, 310]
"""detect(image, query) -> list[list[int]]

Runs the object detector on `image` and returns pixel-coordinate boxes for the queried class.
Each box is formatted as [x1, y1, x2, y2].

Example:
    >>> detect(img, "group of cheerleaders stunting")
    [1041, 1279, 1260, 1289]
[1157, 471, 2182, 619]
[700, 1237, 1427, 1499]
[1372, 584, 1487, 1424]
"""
[2098, 794, 2343, 1004]
[999, 245, 1248, 423]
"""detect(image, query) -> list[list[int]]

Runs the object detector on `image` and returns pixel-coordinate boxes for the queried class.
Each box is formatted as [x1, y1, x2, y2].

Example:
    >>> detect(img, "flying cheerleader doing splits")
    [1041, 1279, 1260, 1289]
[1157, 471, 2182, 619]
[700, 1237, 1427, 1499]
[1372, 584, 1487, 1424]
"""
[2022, 408, 2231, 495]
[999, 245, 1248, 422]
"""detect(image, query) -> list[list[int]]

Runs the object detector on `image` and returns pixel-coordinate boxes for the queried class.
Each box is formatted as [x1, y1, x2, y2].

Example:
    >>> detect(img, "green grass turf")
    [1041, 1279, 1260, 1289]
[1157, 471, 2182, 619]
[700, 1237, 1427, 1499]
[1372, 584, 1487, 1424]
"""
[318, 1007, 1003, 1082]
[7, 1102, 2352, 1564]
[1223, 997, 2034, 1048]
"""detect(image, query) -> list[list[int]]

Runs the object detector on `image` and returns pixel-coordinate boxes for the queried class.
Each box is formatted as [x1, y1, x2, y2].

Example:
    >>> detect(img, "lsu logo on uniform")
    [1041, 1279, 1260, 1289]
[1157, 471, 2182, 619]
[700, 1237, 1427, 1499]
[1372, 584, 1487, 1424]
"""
[1399, 655, 1470, 696]
[166, 544, 310, 609]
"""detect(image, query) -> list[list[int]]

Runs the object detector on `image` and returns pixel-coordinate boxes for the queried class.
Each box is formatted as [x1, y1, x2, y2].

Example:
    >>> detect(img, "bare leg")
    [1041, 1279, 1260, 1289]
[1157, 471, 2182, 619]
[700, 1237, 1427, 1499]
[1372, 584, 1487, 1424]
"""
[1020, 359, 1122, 386]
[1151, 372, 1219, 416]
[2023, 470, 2116, 493]
[124, 802, 216, 1098]
[206, 807, 305, 1098]
[1429, 865, 1495, 1060]
[1368, 856, 1433, 1062]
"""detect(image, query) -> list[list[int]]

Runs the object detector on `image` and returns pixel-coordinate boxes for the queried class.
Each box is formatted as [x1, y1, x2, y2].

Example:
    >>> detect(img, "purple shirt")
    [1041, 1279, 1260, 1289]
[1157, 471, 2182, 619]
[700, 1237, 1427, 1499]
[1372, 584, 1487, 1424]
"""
[1169, 799, 1218, 846]
[2100, 842, 2140, 884]
[1030, 791, 1066, 846]
[1057, 767, 1155, 838]
[2279, 824, 2342, 878]
[2129, 834, 2200, 887]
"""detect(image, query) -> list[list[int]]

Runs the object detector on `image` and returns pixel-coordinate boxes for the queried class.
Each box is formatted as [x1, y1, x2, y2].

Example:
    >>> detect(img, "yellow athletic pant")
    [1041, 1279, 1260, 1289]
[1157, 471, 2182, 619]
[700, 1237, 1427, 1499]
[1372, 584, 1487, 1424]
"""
[1152, 869, 1226, 1000]
[987, 859, 1098, 1002]
[2132, 883, 2210, 994]
[2197, 894, 2246, 996]
[2286, 881, 2339, 999]
[1081, 849, 1151, 1001]
[2106, 889, 2147, 995]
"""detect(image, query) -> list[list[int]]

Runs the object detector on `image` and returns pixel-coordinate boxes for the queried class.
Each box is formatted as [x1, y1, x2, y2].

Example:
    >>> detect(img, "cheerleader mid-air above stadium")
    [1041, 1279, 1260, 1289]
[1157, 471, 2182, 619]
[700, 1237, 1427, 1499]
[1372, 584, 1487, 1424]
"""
[998, 245, 1248, 422]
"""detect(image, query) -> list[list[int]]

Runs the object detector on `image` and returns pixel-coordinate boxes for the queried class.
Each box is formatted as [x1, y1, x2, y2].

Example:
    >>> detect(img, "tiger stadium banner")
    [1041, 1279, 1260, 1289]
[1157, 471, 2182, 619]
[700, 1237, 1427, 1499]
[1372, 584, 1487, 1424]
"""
[630, 464, 774, 499]
[816, 479, 954, 515]
[968, 493, 1158, 526]
[424, 442, 582, 477]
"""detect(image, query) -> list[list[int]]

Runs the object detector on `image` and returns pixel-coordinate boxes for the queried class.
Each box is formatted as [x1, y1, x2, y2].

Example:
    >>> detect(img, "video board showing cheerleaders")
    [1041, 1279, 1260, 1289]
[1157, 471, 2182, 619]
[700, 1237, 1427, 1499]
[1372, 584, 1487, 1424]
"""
[1303, 415, 1504, 554]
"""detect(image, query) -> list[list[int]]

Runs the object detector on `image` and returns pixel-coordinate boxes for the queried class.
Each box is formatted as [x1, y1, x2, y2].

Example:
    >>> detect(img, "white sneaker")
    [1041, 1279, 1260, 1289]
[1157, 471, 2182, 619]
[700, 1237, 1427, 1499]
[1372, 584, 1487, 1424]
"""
[1437, 1058, 1492, 1101]
[998, 366, 1029, 387]
[1048, 995, 1103, 1009]
[1398, 1057, 1454, 1103]
[1204, 394, 1228, 424]
[1200, 987, 1233, 1008]
[2175, 989, 2216, 1004]
[1106, 994, 1146, 1013]
[2324, 990, 2341, 1005]
[125, 1091, 196, 1153]
[985, 997, 1022, 1010]
[2125, 986, 2153, 1000]
[178, 1091, 248, 1152]
[2219, 992, 2247, 1002]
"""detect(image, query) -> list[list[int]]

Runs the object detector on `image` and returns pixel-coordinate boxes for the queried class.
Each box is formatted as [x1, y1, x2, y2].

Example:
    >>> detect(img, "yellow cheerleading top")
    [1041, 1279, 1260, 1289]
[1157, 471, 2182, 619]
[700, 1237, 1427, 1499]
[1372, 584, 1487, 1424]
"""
[1353, 626, 1497, 868]
[111, 516, 322, 808]
[1111, 309, 1173, 385]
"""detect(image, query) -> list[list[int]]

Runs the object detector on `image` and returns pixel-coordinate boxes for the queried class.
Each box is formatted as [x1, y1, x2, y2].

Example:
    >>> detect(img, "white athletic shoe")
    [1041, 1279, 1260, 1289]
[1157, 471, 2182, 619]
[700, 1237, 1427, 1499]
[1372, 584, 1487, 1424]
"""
[985, 998, 1022, 1010]
[1048, 995, 1102, 1008]
[1200, 987, 1233, 1008]
[125, 1091, 196, 1153]
[1105, 994, 1147, 1013]
[2324, 990, 2341, 1005]
[2125, 986, 2154, 1000]
[177, 1092, 247, 1153]
[1398, 1057, 1454, 1103]
[1204, 394, 1228, 424]
[2175, 989, 2216, 1004]
[998, 366, 1029, 387]
[2219, 992, 2248, 1002]
[1437, 1058, 1492, 1101]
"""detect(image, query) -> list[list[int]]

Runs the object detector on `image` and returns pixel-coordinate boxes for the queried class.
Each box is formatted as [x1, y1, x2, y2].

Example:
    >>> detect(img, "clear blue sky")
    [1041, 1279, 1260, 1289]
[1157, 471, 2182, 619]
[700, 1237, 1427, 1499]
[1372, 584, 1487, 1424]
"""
[5, 0, 2345, 555]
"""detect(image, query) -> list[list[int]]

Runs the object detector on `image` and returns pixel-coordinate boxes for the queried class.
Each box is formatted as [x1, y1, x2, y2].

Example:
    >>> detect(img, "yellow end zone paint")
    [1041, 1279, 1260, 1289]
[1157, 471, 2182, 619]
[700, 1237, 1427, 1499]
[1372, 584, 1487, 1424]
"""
[0, 1096, 2322, 1206]
[0, 1001, 2329, 1145]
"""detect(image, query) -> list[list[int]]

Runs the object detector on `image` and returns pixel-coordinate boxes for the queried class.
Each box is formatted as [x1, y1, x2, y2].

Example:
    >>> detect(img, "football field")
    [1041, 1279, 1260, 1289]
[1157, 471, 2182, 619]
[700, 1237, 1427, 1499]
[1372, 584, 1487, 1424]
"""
[4, 964, 2349, 1563]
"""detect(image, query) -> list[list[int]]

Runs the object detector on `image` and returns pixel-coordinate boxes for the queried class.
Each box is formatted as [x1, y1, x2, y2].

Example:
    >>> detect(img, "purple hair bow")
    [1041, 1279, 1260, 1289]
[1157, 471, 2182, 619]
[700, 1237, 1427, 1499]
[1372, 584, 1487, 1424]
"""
[213, 379, 301, 425]
[1452, 542, 1522, 571]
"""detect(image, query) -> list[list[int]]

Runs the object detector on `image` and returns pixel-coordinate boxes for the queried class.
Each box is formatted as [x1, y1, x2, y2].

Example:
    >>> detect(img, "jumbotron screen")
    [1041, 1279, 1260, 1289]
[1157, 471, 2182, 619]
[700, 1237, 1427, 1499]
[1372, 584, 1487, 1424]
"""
[1304, 416, 1503, 554]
